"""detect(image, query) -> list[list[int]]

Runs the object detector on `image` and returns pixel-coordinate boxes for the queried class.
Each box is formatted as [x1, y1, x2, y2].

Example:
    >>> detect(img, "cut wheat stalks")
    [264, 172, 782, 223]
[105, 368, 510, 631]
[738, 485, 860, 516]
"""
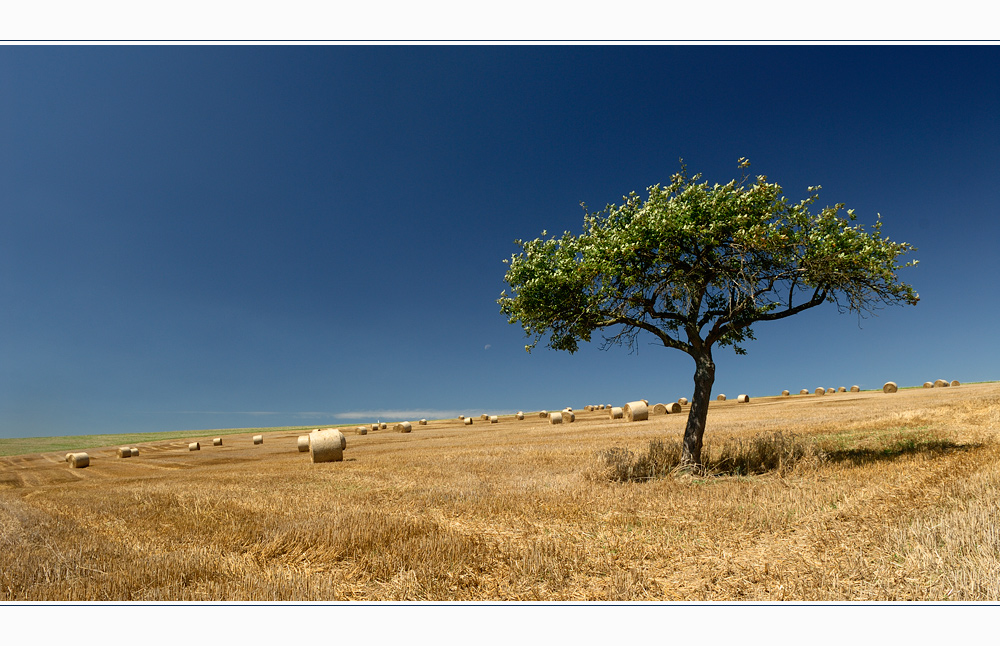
[309, 428, 345, 463]
[652, 403, 668, 415]
[608, 407, 623, 419]
[781, 390, 790, 396]
[883, 381, 898, 393]
[189, 442, 200, 451]
[395, 422, 412, 433]
[850, 385, 861, 392]
[297, 435, 310, 451]
[737, 394, 750, 403]
[951, 380, 961, 386]
[117, 446, 131, 458]
[549, 411, 563, 424]
[68, 453, 89, 468]
[934, 379, 950, 388]
[623, 401, 648, 422]
[213, 438, 223, 447]
[253, 435, 263, 445]
[464, 417, 473, 425]
[129, 448, 139, 457]
[717, 394, 726, 401]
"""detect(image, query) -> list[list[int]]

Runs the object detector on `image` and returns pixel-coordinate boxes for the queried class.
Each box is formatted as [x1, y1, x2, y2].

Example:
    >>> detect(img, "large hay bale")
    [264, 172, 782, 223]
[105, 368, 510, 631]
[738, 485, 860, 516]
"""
[549, 411, 563, 424]
[837, 387, 847, 393]
[117, 446, 131, 458]
[623, 400, 648, 422]
[516, 411, 524, 420]
[737, 394, 750, 403]
[609, 406, 623, 419]
[800, 389, 810, 395]
[298, 435, 310, 451]
[309, 428, 345, 463]
[951, 380, 961, 387]
[666, 402, 681, 414]
[883, 381, 898, 393]
[717, 394, 726, 401]
[641, 399, 648, 405]
[490, 415, 498, 423]
[922, 382, 933, 388]
[130, 448, 139, 457]
[825, 388, 835, 394]
[395, 422, 412, 433]
[464, 417, 473, 425]
[380, 423, 387, 429]
[538, 410, 548, 418]
[253, 435, 263, 445]
[815, 388, 825, 395]
[563, 411, 575, 423]
[69, 453, 89, 468]
[678, 398, 688, 406]
[371, 424, 378, 431]
[355, 426, 368, 435]
[781, 390, 790, 396]
[213, 437, 222, 446]
[65, 453, 74, 462]
[480, 414, 489, 421]
[850, 385, 860, 392]
[599, 404, 606, 410]
[934, 379, 949, 388]
[652, 403, 668, 415]
[189, 442, 200, 451]
[419, 419, 428, 425]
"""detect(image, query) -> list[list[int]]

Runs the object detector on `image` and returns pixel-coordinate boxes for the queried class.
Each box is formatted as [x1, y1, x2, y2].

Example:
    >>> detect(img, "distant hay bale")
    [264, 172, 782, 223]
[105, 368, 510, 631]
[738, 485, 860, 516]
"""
[298, 435, 310, 451]
[355, 426, 368, 435]
[825, 388, 835, 394]
[564, 407, 573, 412]
[371, 424, 378, 431]
[934, 379, 949, 388]
[395, 422, 412, 433]
[623, 400, 648, 422]
[815, 388, 825, 395]
[490, 415, 498, 423]
[850, 385, 860, 392]
[253, 435, 263, 445]
[800, 389, 810, 395]
[458, 415, 464, 420]
[883, 382, 898, 393]
[516, 412, 524, 420]
[69, 453, 89, 468]
[189, 442, 200, 451]
[666, 402, 681, 414]
[464, 417, 473, 425]
[117, 446, 131, 458]
[419, 419, 428, 425]
[781, 390, 790, 396]
[129, 448, 139, 457]
[309, 428, 345, 463]
[737, 394, 750, 403]
[951, 380, 961, 387]
[380, 423, 387, 429]
[539, 411, 548, 418]
[678, 398, 688, 406]
[923, 382, 933, 388]
[837, 387, 847, 393]
[717, 394, 726, 401]
[609, 407, 623, 419]
[652, 403, 668, 415]
[549, 411, 563, 424]
[480, 414, 489, 421]
[563, 411, 575, 422]
[213, 437, 222, 446]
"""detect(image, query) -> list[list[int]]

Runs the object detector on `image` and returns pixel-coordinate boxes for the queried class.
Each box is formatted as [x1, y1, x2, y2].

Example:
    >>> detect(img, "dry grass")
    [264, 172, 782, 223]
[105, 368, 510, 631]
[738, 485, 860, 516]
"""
[1, 383, 998, 601]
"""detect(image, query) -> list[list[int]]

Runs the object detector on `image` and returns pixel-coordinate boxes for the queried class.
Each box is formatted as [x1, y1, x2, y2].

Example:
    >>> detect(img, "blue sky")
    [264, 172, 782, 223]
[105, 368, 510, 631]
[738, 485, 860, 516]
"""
[1, 45, 997, 438]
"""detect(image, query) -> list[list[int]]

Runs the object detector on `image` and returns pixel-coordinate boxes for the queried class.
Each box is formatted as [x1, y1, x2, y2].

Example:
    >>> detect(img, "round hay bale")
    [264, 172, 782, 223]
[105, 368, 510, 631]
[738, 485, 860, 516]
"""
[850, 385, 860, 392]
[800, 389, 810, 395]
[667, 402, 681, 414]
[419, 419, 428, 425]
[564, 411, 575, 422]
[380, 423, 387, 429]
[372, 424, 378, 431]
[549, 411, 563, 424]
[297, 435, 310, 451]
[599, 404, 606, 410]
[464, 417, 473, 425]
[641, 399, 648, 405]
[65, 453, 74, 462]
[837, 387, 846, 393]
[678, 398, 688, 406]
[564, 407, 573, 412]
[355, 426, 368, 435]
[923, 382, 933, 388]
[951, 380, 960, 387]
[253, 435, 263, 445]
[717, 394, 726, 401]
[130, 448, 139, 457]
[480, 414, 489, 421]
[539, 411, 548, 418]
[609, 406, 623, 419]
[623, 400, 648, 422]
[213, 437, 222, 446]
[309, 429, 345, 463]
[737, 394, 750, 403]
[781, 390, 790, 396]
[516, 411, 524, 420]
[69, 453, 89, 468]
[395, 422, 412, 433]
[458, 415, 464, 420]
[883, 381, 898, 393]
[825, 388, 835, 394]
[652, 403, 668, 415]
[934, 379, 949, 388]
[189, 442, 200, 451]
[118, 446, 131, 458]
[815, 388, 825, 395]
[490, 415, 498, 423]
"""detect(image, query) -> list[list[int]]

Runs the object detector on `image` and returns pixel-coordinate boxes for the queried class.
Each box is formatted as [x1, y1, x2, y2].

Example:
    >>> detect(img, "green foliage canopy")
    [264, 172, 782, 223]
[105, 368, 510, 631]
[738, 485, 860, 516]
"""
[499, 159, 918, 360]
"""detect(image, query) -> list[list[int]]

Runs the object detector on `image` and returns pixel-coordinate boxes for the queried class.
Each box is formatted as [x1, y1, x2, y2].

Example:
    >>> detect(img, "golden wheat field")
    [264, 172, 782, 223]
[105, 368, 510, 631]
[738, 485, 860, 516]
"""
[1, 382, 999, 602]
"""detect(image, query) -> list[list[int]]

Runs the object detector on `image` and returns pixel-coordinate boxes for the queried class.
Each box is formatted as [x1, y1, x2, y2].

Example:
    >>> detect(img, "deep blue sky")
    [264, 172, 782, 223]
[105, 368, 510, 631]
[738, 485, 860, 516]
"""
[1, 45, 997, 438]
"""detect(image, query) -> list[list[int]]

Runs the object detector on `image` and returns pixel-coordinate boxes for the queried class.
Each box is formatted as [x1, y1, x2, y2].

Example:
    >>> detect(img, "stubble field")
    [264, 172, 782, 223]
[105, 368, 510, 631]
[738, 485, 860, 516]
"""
[1, 382, 998, 601]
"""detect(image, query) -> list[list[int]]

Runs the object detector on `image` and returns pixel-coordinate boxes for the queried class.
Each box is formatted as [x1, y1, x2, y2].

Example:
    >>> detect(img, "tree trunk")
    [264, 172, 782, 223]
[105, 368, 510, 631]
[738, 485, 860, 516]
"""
[682, 351, 716, 467]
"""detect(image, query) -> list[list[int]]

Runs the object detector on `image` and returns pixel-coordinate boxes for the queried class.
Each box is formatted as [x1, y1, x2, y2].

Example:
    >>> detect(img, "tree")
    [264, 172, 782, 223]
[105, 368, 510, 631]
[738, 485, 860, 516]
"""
[498, 159, 918, 467]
